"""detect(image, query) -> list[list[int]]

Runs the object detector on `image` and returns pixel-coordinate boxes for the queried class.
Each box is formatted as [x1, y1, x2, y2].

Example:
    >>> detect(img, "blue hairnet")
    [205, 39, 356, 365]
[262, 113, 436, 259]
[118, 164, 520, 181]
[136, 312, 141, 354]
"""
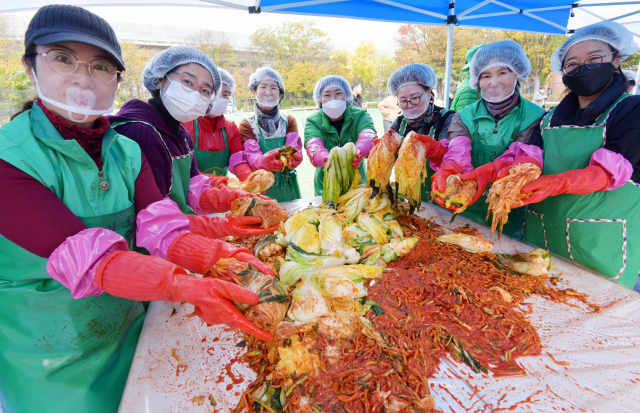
[469, 40, 531, 89]
[143, 46, 221, 95]
[551, 21, 639, 75]
[248, 67, 285, 95]
[387, 64, 437, 97]
[313, 75, 353, 107]
[218, 68, 235, 95]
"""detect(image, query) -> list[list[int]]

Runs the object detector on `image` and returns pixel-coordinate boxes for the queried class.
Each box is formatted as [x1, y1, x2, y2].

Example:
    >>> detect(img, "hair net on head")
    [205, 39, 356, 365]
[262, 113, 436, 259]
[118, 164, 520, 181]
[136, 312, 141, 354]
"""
[469, 40, 531, 89]
[387, 63, 437, 97]
[142, 46, 221, 95]
[218, 68, 236, 95]
[623, 69, 638, 82]
[248, 67, 285, 95]
[313, 75, 353, 107]
[551, 21, 639, 75]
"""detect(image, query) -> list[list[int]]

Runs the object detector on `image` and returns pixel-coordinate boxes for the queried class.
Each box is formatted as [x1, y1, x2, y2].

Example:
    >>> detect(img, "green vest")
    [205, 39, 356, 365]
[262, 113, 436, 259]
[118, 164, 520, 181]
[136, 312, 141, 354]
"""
[458, 97, 544, 239]
[193, 117, 230, 176]
[308, 105, 370, 196]
[0, 105, 145, 413]
[524, 94, 640, 288]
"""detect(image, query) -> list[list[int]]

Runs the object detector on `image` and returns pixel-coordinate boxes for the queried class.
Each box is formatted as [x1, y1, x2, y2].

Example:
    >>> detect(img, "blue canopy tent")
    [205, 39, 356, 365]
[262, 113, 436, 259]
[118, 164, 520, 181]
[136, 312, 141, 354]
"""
[2, 0, 639, 101]
[199, 0, 640, 105]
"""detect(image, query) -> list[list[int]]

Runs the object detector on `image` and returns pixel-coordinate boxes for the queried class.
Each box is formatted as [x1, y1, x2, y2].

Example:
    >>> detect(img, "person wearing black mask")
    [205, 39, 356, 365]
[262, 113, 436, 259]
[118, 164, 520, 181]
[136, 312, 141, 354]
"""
[515, 21, 640, 290]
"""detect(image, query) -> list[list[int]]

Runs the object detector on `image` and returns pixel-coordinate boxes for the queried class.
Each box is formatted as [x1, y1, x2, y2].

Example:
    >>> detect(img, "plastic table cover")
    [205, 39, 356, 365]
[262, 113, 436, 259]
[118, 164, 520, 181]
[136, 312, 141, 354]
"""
[118, 197, 640, 413]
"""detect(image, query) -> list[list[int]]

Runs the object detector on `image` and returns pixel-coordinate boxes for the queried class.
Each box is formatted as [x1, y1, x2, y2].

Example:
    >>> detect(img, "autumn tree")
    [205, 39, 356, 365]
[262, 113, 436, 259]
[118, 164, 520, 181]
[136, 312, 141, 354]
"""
[117, 42, 158, 106]
[326, 48, 353, 81]
[352, 41, 380, 98]
[187, 30, 237, 70]
[251, 21, 330, 104]
[500, 31, 565, 92]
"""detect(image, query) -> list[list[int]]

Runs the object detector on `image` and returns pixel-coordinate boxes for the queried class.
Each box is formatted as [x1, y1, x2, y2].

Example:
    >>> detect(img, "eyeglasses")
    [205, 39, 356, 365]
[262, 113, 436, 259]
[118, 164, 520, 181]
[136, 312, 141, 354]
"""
[397, 92, 425, 109]
[562, 50, 617, 76]
[36, 49, 120, 83]
[168, 72, 216, 101]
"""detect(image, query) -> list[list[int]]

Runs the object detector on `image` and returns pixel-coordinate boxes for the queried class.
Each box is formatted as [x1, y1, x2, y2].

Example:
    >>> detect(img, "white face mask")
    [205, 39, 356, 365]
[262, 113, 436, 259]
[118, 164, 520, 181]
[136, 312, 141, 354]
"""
[161, 77, 210, 123]
[207, 96, 229, 118]
[257, 94, 278, 107]
[33, 72, 116, 123]
[322, 99, 347, 119]
[481, 78, 518, 104]
[401, 99, 431, 120]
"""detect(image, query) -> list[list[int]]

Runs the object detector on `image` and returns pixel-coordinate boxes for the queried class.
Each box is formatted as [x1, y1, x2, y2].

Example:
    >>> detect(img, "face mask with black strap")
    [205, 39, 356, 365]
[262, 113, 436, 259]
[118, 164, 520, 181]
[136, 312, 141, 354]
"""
[562, 62, 616, 97]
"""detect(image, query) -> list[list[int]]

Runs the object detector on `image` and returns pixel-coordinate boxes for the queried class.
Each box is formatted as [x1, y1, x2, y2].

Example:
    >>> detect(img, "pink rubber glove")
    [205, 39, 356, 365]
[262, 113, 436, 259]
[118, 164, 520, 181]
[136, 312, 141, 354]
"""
[435, 136, 473, 173]
[355, 129, 376, 158]
[495, 142, 544, 171]
[46, 228, 129, 299]
[589, 148, 632, 191]
[188, 175, 214, 215]
[306, 138, 330, 168]
[243, 140, 283, 172]
[285, 132, 303, 152]
[137, 198, 191, 259]
[95, 250, 273, 341]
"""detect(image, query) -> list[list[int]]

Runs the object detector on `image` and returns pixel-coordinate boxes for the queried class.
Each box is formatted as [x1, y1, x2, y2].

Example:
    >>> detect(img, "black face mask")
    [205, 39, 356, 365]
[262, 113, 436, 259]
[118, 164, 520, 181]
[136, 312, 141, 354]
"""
[562, 62, 616, 97]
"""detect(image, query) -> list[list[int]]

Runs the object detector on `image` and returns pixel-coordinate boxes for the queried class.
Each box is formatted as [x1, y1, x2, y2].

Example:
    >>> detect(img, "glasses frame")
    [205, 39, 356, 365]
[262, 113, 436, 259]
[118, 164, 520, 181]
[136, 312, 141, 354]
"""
[35, 49, 121, 83]
[562, 50, 618, 76]
[167, 72, 216, 101]
[397, 91, 425, 109]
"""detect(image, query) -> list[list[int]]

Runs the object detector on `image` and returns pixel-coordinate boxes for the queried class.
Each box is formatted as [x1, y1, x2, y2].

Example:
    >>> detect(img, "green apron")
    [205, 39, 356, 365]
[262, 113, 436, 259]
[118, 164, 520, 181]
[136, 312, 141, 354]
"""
[193, 118, 230, 176]
[0, 107, 145, 413]
[524, 94, 640, 288]
[256, 119, 301, 202]
[312, 115, 367, 197]
[112, 120, 195, 215]
[459, 98, 544, 240]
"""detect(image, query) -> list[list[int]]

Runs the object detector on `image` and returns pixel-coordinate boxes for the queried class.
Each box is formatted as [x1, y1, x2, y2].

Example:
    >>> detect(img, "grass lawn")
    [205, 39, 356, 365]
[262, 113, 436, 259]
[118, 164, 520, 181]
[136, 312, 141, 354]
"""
[227, 108, 386, 199]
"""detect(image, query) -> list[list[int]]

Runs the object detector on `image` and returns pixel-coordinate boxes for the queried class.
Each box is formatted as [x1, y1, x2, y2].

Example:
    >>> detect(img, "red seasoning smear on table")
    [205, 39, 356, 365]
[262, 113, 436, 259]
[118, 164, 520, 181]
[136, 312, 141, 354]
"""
[235, 215, 600, 412]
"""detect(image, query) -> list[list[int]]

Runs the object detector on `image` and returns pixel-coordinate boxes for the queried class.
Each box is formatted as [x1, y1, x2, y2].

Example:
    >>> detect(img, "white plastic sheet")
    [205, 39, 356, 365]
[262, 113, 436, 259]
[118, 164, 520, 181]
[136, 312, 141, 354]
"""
[119, 198, 640, 413]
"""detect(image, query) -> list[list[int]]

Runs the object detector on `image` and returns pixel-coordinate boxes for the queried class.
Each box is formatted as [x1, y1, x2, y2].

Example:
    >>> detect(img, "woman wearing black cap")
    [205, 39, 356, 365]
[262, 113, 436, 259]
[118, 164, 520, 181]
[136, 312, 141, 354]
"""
[0, 6, 273, 413]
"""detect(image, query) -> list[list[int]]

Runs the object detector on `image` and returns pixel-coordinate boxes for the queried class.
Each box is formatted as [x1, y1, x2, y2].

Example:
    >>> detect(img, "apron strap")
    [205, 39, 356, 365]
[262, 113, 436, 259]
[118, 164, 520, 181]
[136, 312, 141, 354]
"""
[221, 127, 229, 151]
[193, 118, 199, 150]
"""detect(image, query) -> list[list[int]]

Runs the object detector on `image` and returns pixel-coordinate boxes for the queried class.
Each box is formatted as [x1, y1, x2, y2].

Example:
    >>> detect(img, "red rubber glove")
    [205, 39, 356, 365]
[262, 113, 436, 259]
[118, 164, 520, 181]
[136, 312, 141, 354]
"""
[95, 250, 272, 341]
[352, 150, 363, 168]
[496, 156, 542, 181]
[198, 186, 254, 213]
[257, 149, 284, 172]
[291, 151, 303, 168]
[205, 174, 229, 189]
[166, 233, 274, 276]
[234, 163, 254, 182]
[459, 159, 512, 205]
[431, 160, 465, 212]
[188, 215, 279, 239]
[413, 134, 448, 166]
[519, 165, 611, 207]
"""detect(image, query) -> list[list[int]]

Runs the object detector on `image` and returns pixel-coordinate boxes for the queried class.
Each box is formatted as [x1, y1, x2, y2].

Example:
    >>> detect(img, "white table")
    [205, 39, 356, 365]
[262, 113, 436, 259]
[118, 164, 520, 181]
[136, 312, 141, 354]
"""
[119, 197, 640, 413]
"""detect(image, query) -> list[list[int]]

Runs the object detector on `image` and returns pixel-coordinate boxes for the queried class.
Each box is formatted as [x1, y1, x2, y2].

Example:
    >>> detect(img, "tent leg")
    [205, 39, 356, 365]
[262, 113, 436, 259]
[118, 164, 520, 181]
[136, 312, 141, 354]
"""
[444, 23, 454, 109]
[635, 63, 640, 95]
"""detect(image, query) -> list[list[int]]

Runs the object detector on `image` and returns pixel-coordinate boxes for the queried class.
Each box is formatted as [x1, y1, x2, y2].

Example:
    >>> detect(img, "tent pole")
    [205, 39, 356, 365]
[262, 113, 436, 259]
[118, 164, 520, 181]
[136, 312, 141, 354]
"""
[635, 62, 640, 95]
[444, 0, 455, 109]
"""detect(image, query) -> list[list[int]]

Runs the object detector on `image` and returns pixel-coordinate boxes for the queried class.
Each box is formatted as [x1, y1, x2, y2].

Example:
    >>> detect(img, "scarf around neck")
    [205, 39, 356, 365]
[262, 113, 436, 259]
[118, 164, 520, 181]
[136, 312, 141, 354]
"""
[254, 102, 287, 137]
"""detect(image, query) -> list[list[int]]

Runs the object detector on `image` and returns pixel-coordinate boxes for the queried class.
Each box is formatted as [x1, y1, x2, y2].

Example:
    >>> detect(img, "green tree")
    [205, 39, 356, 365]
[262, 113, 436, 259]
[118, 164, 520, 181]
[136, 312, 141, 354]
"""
[500, 31, 565, 92]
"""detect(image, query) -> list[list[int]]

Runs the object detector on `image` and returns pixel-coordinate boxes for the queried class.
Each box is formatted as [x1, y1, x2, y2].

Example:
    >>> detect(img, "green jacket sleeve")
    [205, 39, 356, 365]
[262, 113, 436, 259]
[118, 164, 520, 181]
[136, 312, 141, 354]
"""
[304, 112, 325, 147]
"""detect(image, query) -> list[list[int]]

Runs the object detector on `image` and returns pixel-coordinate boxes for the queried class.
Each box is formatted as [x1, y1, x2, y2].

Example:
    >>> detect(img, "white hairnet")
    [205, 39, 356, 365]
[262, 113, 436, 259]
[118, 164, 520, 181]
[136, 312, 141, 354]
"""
[248, 66, 285, 95]
[624, 69, 638, 82]
[313, 75, 353, 107]
[551, 21, 639, 75]
[469, 40, 531, 89]
[142, 46, 221, 95]
[387, 63, 437, 97]
[218, 68, 236, 95]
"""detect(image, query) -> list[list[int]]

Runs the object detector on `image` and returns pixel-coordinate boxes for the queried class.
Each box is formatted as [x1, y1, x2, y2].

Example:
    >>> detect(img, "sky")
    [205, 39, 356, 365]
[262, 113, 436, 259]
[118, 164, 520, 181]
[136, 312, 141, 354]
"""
[6, 4, 403, 55]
